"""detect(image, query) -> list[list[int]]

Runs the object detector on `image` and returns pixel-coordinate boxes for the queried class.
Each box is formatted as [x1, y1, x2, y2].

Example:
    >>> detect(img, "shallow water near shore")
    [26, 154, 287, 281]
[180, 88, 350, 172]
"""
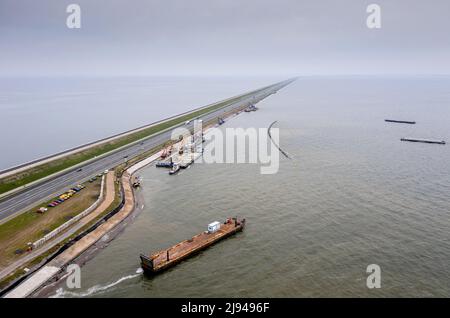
[51, 76, 450, 297]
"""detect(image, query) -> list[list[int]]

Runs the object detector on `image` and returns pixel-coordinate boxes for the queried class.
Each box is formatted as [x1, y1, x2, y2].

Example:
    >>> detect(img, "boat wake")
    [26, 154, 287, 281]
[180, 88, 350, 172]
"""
[50, 268, 143, 298]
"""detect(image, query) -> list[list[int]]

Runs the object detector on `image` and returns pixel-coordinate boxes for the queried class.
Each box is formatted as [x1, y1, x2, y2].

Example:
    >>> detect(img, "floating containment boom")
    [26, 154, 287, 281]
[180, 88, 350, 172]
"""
[268, 121, 291, 159]
[385, 119, 416, 124]
[401, 138, 446, 145]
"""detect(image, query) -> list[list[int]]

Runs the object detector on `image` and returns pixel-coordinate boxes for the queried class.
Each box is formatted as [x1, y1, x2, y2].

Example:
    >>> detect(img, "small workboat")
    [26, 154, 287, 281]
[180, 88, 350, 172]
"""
[169, 164, 180, 175]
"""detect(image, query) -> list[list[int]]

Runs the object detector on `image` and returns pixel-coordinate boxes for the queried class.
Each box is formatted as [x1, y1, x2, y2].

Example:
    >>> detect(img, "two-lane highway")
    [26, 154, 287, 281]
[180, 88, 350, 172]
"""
[0, 79, 294, 222]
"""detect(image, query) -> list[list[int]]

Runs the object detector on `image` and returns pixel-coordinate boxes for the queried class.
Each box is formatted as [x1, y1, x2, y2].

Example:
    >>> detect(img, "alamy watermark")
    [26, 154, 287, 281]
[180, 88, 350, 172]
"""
[65, 4, 381, 30]
[366, 4, 382, 29]
[366, 264, 381, 289]
[66, 264, 81, 289]
[170, 120, 280, 175]
[66, 4, 81, 29]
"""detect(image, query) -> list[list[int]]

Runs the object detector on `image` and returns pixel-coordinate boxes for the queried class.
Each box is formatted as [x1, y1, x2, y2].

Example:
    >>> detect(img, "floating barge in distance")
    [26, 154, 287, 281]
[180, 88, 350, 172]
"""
[385, 119, 416, 124]
[140, 217, 246, 274]
[401, 138, 446, 145]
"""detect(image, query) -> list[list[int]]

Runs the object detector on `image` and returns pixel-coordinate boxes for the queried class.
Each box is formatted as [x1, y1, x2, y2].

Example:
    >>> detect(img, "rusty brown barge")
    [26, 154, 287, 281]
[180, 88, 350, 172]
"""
[140, 217, 245, 274]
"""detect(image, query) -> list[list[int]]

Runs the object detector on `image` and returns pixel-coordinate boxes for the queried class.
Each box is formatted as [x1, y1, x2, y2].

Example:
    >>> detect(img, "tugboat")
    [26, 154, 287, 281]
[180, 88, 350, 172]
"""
[169, 163, 180, 175]
[132, 176, 142, 188]
[247, 104, 258, 112]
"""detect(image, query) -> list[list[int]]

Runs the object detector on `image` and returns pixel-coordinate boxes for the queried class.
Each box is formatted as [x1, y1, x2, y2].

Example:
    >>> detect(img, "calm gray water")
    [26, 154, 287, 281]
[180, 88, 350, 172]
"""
[0, 76, 279, 170]
[49, 77, 450, 297]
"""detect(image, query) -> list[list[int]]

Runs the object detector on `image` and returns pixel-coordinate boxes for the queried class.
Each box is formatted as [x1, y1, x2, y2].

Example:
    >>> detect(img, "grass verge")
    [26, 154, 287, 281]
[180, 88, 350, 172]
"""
[0, 179, 101, 268]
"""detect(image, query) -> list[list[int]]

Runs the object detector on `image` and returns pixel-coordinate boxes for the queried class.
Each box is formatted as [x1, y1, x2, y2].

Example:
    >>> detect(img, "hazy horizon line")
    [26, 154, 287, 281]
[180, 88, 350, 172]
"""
[2, 73, 450, 79]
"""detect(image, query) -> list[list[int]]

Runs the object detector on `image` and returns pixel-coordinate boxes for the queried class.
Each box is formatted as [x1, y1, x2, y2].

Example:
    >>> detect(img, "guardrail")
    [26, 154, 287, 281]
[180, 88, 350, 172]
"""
[31, 175, 106, 249]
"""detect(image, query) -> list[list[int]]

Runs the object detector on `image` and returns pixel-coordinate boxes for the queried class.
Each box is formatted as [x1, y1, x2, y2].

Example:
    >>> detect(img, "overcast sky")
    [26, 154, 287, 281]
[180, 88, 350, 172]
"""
[1, 0, 449, 76]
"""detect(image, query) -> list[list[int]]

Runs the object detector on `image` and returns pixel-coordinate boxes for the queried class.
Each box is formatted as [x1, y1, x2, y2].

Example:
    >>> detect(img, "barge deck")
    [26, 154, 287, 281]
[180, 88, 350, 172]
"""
[140, 217, 245, 273]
